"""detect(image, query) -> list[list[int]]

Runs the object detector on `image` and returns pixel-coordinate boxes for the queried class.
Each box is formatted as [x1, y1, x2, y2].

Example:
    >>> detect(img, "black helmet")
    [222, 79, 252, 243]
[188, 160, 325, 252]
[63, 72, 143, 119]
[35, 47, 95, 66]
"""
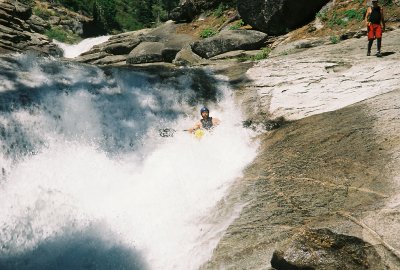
[200, 107, 209, 115]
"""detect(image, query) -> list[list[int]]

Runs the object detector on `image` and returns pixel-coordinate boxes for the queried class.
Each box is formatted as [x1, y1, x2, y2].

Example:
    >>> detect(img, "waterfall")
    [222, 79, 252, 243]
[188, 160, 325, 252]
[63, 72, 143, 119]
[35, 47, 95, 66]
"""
[0, 53, 258, 270]
[54, 36, 111, 58]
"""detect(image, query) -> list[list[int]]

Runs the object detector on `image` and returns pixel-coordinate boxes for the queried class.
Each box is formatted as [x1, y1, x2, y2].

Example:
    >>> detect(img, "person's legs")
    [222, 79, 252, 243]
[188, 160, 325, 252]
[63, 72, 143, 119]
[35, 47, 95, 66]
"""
[367, 39, 374, 56]
[375, 24, 382, 56]
[367, 24, 374, 56]
[377, 38, 382, 52]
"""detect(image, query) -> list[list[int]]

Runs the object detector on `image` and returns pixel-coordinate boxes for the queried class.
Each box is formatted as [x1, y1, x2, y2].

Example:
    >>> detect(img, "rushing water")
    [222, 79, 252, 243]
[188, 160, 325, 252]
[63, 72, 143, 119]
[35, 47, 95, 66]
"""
[53, 36, 111, 58]
[0, 52, 258, 270]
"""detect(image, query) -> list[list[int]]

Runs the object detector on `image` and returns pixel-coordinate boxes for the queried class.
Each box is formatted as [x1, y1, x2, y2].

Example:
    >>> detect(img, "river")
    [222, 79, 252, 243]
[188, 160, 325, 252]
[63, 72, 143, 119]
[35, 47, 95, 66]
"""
[0, 42, 258, 270]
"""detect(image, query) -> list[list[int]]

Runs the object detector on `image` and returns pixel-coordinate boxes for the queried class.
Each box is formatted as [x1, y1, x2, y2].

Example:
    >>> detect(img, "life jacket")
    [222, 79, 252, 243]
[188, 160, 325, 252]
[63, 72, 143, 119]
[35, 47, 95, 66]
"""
[201, 117, 213, 130]
[369, 6, 382, 24]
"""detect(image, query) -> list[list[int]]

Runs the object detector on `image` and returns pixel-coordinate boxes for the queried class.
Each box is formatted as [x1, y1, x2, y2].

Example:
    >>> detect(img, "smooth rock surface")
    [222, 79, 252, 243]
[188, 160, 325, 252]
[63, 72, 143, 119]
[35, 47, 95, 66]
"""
[202, 27, 400, 270]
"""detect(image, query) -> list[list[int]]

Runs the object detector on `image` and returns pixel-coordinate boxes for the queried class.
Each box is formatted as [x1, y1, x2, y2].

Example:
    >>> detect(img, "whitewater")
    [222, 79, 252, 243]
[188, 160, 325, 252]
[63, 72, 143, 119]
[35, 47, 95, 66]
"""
[0, 41, 258, 270]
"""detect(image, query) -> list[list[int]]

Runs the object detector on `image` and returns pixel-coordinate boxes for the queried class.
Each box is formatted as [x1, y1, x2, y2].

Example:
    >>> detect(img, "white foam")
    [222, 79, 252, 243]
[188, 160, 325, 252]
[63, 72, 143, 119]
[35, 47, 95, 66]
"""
[0, 73, 258, 269]
[54, 36, 110, 58]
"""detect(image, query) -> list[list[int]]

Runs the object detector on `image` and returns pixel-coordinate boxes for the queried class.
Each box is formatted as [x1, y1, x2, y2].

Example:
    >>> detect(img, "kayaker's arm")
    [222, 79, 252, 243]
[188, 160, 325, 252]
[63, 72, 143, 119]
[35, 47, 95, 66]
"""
[212, 118, 221, 126]
[188, 121, 201, 133]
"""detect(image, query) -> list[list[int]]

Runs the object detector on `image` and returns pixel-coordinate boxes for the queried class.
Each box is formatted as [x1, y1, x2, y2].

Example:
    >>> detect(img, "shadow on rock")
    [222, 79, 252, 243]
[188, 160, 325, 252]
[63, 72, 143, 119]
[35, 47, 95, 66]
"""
[381, 51, 396, 57]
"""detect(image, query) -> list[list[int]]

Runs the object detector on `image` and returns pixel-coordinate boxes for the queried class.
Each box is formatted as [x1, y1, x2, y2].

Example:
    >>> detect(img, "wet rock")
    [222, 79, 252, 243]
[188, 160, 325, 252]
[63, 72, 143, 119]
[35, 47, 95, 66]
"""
[242, 117, 285, 132]
[271, 228, 386, 270]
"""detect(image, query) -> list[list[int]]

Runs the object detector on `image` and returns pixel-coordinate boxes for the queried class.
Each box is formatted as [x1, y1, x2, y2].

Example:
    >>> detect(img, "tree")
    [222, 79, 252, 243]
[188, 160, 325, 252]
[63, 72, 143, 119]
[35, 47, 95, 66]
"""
[92, 0, 119, 33]
[161, 0, 179, 17]
[134, 0, 155, 27]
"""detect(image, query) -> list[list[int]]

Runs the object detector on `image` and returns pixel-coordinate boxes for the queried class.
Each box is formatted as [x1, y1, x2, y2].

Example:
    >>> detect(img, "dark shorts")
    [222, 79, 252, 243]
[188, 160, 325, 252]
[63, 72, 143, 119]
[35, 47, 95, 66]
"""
[368, 24, 382, 39]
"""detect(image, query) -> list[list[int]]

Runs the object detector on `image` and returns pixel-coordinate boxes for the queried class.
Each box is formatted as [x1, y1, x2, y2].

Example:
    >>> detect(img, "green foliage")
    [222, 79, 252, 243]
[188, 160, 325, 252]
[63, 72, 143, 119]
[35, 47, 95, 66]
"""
[323, 7, 367, 29]
[328, 11, 348, 27]
[343, 9, 365, 21]
[213, 3, 227, 17]
[330, 35, 340, 44]
[92, 0, 119, 32]
[55, 0, 94, 15]
[238, 47, 271, 62]
[381, 0, 393, 5]
[49, 0, 180, 33]
[229, 20, 244, 30]
[316, 10, 328, 22]
[19, 0, 34, 5]
[161, 0, 180, 16]
[253, 47, 271, 60]
[152, 3, 167, 24]
[33, 6, 55, 20]
[134, 0, 154, 27]
[45, 26, 81, 44]
[200, 28, 218, 39]
[353, 0, 392, 5]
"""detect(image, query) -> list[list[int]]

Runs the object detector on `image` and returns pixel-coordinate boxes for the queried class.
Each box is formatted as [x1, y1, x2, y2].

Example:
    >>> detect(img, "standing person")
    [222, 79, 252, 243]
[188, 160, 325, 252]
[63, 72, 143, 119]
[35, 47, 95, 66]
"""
[365, 0, 385, 57]
[188, 107, 221, 133]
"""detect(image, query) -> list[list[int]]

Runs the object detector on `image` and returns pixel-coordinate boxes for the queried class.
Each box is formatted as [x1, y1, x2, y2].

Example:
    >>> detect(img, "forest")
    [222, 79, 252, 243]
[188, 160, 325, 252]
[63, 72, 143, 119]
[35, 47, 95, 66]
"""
[23, 0, 181, 32]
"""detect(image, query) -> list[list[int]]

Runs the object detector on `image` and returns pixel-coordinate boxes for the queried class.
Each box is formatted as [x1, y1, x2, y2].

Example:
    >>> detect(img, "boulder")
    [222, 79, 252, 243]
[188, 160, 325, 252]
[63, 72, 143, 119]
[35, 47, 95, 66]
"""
[271, 228, 385, 270]
[78, 22, 195, 65]
[78, 30, 151, 60]
[163, 34, 195, 62]
[104, 38, 141, 55]
[191, 29, 268, 59]
[126, 42, 166, 64]
[237, 0, 330, 35]
[173, 46, 205, 66]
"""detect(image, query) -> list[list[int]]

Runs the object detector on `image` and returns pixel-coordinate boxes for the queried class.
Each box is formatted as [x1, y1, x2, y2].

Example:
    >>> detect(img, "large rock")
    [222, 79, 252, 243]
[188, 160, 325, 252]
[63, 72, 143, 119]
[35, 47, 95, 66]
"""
[126, 42, 166, 64]
[201, 29, 400, 270]
[104, 38, 141, 55]
[173, 46, 205, 66]
[191, 30, 268, 59]
[271, 228, 385, 270]
[237, 0, 330, 35]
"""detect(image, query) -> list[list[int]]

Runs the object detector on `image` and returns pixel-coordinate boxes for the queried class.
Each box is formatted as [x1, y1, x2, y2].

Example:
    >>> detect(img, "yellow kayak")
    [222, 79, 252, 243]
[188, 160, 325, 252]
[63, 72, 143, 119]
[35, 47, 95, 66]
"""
[194, 129, 205, 139]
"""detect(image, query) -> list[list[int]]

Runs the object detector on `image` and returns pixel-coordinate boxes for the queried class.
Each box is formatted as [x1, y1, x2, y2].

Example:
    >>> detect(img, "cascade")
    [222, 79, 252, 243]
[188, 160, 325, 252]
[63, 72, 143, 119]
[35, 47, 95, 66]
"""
[0, 53, 257, 269]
